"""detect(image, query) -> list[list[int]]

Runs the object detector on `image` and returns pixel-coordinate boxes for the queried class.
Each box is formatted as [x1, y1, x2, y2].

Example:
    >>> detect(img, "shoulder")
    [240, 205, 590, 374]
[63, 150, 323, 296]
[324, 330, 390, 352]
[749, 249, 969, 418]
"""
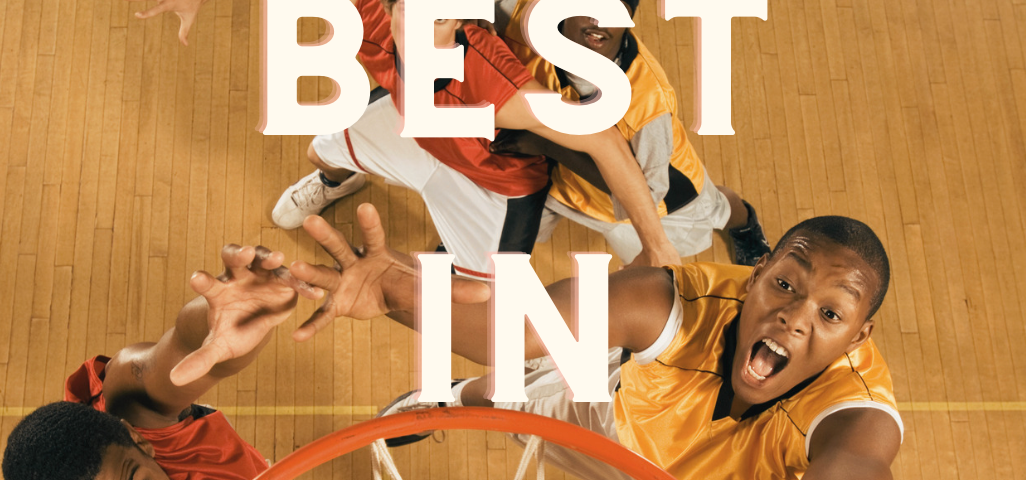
[780, 340, 903, 460]
[672, 262, 753, 302]
[621, 33, 680, 129]
[458, 26, 535, 95]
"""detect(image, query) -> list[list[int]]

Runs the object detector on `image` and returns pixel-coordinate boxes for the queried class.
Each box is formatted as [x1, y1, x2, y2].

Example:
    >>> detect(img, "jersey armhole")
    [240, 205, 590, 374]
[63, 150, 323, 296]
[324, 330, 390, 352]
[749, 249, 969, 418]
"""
[803, 401, 905, 460]
[632, 270, 683, 365]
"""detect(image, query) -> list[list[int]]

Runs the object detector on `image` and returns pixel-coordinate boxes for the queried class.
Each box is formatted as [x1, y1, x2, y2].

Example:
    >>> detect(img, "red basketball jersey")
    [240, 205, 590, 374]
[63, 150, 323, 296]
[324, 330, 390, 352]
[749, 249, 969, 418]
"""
[65, 357, 269, 480]
[356, 0, 550, 197]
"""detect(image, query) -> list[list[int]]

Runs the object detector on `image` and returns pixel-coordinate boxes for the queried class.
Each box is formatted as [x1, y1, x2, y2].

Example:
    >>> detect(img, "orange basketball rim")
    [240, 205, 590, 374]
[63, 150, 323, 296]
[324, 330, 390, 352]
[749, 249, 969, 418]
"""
[254, 407, 675, 480]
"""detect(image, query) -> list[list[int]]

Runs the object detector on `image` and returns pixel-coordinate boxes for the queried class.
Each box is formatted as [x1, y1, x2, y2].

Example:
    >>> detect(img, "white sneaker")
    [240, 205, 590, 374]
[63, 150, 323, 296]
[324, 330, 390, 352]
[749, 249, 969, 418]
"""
[377, 389, 447, 447]
[272, 170, 367, 230]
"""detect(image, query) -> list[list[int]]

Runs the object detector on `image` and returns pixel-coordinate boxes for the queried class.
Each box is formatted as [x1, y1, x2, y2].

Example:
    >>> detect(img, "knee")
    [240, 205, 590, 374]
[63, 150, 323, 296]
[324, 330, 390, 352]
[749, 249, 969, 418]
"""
[716, 185, 739, 203]
[306, 142, 321, 164]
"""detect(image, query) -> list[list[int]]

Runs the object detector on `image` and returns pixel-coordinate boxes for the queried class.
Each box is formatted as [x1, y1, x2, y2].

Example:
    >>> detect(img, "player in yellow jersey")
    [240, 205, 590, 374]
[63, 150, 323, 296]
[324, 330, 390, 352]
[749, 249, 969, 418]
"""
[490, 0, 771, 266]
[286, 206, 902, 480]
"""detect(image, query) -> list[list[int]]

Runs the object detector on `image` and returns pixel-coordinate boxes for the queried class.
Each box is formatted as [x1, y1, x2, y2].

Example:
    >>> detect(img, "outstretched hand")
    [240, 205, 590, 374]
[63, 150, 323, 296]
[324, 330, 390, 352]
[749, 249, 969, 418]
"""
[128, 0, 208, 46]
[289, 204, 491, 342]
[169, 245, 320, 386]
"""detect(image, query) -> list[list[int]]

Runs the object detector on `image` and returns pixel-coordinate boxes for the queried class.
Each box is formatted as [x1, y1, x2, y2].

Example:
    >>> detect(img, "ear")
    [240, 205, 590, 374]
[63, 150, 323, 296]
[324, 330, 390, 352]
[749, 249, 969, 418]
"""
[120, 419, 156, 458]
[845, 319, 874, 354]
[746, 254, 770, 292]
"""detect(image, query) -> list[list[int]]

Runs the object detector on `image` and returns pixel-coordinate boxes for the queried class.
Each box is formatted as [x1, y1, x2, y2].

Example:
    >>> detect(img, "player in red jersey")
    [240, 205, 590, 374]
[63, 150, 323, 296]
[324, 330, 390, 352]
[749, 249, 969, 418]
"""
[1, 246, 336, 480]
[272, 0, 681, 278]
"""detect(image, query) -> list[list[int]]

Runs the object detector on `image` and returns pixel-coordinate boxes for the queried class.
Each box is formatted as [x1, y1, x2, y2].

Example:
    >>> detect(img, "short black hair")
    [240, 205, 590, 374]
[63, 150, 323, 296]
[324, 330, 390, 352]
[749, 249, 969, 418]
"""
[769, 216, 890, 319]
[623, 0, 640, 17]
[3, 402, 136, 480]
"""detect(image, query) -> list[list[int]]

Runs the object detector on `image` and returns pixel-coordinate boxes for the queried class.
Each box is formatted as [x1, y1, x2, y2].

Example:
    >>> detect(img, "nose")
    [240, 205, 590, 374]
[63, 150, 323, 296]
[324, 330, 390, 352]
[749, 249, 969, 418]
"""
[587, 17, 599, 26]
[779, 300, 814, 337]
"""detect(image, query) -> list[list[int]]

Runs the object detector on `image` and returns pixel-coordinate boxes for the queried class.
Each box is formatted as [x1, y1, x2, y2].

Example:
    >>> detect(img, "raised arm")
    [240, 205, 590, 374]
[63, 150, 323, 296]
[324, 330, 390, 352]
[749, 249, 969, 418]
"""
[494, 79, 679, 268]
[804, 408, 901, 480]
[100, 245, 318, 429]
[289, 205, 677, 366]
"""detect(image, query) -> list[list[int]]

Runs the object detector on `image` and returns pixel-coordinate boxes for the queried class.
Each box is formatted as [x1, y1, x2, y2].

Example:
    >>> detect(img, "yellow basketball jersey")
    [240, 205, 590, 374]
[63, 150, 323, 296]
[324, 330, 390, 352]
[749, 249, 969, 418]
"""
[615, 263, 900, 479]
[502, 2, 706, 224]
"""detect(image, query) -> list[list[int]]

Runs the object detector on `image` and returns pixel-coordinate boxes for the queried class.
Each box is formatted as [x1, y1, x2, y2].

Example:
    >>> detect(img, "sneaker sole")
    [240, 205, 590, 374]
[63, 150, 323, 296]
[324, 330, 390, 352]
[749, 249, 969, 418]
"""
[377, 390, 435, 448]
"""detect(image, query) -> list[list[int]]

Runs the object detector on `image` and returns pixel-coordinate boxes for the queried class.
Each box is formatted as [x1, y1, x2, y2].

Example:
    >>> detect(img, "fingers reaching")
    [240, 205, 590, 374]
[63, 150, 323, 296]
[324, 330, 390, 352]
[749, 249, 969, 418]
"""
[134, 1, 172, 19]
[303, 215, 360, 269]
[177, 11, 195, 46]
[252, 246, 285, 271]
[289, 261, 341, 294]
[189, 270, 224, 298]
[292, 300, 337, 343]
[356, 203, 389, 256]
[221, 244, 256, 279]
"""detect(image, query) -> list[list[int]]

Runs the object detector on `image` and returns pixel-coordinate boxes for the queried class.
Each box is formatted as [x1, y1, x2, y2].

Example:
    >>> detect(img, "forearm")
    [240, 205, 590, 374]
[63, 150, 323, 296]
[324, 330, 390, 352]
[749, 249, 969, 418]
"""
[491, 130, 611, 193]
[577, 131, 672, 254]
[103, 296, 274, 423]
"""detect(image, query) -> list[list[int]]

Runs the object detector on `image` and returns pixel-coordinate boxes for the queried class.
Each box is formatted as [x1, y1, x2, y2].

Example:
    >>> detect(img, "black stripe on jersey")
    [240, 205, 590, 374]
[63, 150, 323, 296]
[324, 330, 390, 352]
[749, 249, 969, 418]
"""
[680, 293, 745, 303]
[441, 87, 469, 105]
[651, 360, 723, 378]
[465, 36, 523, 89]
[846, 352, 875, 401]
[362, 39, 395, 55]
[778, 403, 809, 436]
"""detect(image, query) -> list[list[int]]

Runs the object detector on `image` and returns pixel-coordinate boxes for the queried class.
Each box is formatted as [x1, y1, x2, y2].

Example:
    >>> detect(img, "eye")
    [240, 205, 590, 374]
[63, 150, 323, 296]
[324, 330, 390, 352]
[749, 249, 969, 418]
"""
[776, 278, 794, 292]
[822, 308, 841, 322]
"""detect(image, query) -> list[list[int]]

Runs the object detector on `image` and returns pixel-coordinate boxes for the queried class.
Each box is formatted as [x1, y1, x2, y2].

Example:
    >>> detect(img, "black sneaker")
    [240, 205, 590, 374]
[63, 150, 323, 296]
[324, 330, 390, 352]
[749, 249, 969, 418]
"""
[728, 201, 771, 266]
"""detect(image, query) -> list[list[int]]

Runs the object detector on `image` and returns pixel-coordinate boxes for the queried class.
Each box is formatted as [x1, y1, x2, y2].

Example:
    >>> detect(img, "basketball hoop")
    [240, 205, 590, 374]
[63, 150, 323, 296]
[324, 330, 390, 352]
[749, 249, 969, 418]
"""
[254, 407, 675, 480]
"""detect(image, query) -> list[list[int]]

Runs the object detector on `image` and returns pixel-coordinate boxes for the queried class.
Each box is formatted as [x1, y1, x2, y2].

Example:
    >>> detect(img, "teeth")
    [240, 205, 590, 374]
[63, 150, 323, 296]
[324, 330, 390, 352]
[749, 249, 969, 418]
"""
[762, 338, 789, 358]
[746, 365, 766, 381]
[587, 33, 604, 40]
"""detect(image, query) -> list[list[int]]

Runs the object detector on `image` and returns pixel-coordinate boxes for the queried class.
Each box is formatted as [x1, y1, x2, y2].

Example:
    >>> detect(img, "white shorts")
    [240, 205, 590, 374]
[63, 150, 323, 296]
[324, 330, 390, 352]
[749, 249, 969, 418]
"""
[493, 348, 631, 480]
[311, 95, 547, 279]
[537, 173, 732, 263]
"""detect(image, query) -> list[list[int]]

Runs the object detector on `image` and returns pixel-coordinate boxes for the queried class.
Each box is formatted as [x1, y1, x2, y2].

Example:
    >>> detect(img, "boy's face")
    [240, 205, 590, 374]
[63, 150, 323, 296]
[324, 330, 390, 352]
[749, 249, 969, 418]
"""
[389, 1, 463, 56]
[560, 2, 632, 61]
[93, 421, 170, 480]
[94, 444, 169, 480]
[732, 235, 879, 408]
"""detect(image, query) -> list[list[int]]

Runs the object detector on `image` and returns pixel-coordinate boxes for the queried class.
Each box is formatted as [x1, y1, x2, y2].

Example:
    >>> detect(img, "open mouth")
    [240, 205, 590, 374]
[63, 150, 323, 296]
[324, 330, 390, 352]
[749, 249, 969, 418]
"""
[583, 29, 609, 48]
[745, 338, 790, 382]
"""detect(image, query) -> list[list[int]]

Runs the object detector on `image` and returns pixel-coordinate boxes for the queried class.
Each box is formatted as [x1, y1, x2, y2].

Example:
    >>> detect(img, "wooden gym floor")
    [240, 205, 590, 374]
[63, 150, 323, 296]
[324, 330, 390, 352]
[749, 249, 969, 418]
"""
[1, 0, 1026, 478]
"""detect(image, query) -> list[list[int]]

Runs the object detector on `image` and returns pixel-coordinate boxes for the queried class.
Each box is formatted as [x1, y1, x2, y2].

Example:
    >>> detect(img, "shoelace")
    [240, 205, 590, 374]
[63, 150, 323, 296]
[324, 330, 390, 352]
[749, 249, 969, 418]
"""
[291, 176, 331, 208]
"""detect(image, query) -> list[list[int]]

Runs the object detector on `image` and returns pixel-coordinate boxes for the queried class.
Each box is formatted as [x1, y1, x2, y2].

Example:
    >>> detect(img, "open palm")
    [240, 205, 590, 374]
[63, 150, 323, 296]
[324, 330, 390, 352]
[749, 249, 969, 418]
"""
[289, 204, 491, 342]
[169, 245, 318, 386]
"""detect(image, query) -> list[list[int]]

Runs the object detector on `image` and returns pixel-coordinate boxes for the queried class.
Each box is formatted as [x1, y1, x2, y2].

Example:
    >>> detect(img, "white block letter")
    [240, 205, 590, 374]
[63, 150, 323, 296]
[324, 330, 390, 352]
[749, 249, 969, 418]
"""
[522, 0, 634, 135]
[400, 0, 496, 139]
[416, 253, 456, 402]
[660, 0, 767, 135]
[491, 253, 611, 402]
[259, 0, 369, 135]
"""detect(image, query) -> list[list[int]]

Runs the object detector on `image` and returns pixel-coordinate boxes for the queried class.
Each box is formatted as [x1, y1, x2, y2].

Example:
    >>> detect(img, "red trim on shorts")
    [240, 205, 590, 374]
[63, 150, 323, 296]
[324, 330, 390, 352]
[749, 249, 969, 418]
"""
[453, 265, 494, 279]
[344, 130, 367, 173]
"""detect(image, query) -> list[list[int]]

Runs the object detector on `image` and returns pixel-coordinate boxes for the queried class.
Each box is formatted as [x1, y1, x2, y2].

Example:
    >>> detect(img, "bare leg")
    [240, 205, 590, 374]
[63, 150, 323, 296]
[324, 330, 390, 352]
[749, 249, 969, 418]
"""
[459, 376, 495, 408]
[717, 185, 749, 231]
[307, 142, 356, 184]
